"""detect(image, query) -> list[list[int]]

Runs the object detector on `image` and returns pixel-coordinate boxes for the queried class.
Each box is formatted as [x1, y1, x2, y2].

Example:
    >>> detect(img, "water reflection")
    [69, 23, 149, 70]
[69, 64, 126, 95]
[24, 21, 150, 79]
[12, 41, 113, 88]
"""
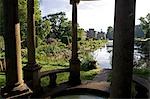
[55, 94, 105, 99]
[91, 45, 112, 69]
[91, 41, 145, 69]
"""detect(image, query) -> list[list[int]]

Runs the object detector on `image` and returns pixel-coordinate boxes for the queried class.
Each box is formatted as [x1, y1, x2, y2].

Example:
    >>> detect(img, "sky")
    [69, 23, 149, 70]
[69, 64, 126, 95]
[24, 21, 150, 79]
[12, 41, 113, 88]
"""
[40, 0, 150, 32]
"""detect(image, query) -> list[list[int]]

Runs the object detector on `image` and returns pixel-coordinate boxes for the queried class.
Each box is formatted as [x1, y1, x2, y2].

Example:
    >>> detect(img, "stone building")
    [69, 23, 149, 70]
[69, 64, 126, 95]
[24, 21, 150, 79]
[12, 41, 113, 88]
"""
[86, 28, 96, 39]
[97, 31, 106, 40]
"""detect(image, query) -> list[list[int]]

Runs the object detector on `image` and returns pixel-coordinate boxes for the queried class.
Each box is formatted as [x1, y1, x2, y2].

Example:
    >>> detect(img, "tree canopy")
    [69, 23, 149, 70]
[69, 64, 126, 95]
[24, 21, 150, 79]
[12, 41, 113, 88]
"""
[18, 0, 41, 41]
[106, 26, 113, 40]
[139, 13, 150, 38]
[0, 0, 85, 46]
[43, 12, 72, 39]
[42, 12, 84, 42]
[0, 0, 41, 40]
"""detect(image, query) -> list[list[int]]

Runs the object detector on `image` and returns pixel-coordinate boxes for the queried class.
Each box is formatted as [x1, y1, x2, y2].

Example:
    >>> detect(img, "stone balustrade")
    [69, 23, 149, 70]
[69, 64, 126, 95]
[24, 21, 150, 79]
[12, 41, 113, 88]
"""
[40, 68, 70, 88]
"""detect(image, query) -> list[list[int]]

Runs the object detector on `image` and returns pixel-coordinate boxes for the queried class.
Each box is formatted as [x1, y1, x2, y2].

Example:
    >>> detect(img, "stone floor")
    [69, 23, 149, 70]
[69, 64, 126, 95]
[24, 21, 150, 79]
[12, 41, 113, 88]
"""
[40, 69, 112, 98]
[72, 69, 112, 92]
[2, 68, 149, 98]
[93, 69, 111, 82]
[71, 81, 110, 92]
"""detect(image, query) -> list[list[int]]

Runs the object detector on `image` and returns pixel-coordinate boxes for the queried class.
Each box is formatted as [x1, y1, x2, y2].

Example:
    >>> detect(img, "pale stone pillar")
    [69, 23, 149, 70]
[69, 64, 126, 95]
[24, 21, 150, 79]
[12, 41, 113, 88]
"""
[1, 0, 32, 98]
[69, 0, 81, 85]
[23, 0, 41, 91]
[110, 0, 136, 98]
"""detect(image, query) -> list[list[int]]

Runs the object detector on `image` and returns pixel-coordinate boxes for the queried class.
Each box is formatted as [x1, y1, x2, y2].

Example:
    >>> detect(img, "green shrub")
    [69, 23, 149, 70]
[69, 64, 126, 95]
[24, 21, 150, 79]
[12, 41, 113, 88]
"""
[40, 76, 49, 87]
[81, 69, 100, 80]
[36, 42, 67, 55]
[61, 36, 69, 45]
[80, 54, 97, 71]
[0, 75, 5, 87]
[108, 68, 150, 82]
[0, 52, 4, 58]
[21, 49, 27, 58]
[133, 68, 150, 78]
[0, 36, 4, 50]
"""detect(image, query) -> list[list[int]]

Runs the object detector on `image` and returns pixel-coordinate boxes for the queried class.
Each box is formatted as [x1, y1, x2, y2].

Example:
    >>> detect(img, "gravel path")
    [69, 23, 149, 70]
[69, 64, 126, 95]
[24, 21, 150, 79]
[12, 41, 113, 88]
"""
[93, 69, 112, 82]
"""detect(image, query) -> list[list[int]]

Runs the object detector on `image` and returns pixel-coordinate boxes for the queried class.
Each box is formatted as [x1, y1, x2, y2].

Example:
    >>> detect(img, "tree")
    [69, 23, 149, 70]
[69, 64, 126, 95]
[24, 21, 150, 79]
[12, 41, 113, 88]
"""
[37, 19, 51, 41]
[18, 0, 41, 42]
[139, 13, 150, 67]
[18, 0, 27, 41]
[106, 26, 113, 40]
[43, 12, 72, 41]
[139, 13, 150, 39]
[0, 0, 42, 47]
[43, 12, 85, 43]
[134, 25, 144, 38]
[78, 28, 85, 41]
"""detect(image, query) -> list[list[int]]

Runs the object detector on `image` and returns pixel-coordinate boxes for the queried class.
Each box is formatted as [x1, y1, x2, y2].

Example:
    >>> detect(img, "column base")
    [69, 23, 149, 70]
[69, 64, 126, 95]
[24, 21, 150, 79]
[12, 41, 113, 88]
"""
[1, 83, 32, 98]
[69, 58, 81, 86]
[23, 63, 41, 82]
[23, 63, 42, 96]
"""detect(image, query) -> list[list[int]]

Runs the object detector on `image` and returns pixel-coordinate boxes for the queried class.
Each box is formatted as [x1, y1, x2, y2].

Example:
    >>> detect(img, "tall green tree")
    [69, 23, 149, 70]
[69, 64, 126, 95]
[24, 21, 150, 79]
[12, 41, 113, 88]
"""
[139, 13, 150, 67]
[18, 0, 27, 41]
[134, 25, 144, 38]
[38, 19, 51, 40]
[78, 28, 85, 40]
[18, 0, 41, 41]
[43, 12, 84, 42]
[106, 26, 113, 40]
[139, 13, 150, 39]
[43, 12, 72, 40]
[0, 0, 42, 47]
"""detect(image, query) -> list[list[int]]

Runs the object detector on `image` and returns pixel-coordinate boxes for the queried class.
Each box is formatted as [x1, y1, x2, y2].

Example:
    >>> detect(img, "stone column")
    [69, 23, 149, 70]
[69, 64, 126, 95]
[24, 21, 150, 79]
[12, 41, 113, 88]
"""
[23, 0, 41, 91]
[110, 0, 136, 98]
[1, 0, 32, 98]
[69, 0, 81, 86]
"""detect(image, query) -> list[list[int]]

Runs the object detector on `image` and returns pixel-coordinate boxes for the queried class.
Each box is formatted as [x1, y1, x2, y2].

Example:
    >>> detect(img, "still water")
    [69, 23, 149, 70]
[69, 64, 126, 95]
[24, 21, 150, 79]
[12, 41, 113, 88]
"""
[91, 45, 112, 69]
[55, 94, 105, 99]
[91, 40, 143, 69]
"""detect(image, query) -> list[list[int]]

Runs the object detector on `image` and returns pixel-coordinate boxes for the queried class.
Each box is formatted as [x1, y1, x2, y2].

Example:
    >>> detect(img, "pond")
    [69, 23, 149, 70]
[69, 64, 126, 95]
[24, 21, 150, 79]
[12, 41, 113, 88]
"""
[55, 94, 105, 99]
[91, 40, 144, 69]
[53, 88, 109, 99]
[91, 45, 112, 69]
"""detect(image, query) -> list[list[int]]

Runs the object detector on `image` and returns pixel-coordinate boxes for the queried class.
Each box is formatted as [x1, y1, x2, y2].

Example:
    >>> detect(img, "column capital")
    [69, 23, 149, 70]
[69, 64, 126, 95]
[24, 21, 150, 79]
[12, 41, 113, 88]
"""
[70, 0, 80, 4]
[23, 63, 41, 72]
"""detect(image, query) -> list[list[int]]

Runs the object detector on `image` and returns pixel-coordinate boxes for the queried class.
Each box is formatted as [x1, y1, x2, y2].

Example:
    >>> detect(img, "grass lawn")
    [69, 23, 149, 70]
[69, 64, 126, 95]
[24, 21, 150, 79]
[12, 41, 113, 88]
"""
[0, 68, 101, 88]
[0, 40, 106, 87]
[0, 74, 5, 87]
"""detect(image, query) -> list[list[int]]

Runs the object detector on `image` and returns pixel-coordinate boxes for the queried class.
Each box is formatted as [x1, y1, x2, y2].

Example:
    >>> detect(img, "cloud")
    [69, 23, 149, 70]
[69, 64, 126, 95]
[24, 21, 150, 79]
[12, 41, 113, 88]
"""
[40, 0, 105, 16]
[40, 0, 68, 8]
[40, 0, 71, 16]
[136, 0, 150, 24]
[79, 1, 105, 10]
[40, 0, 150, 32]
